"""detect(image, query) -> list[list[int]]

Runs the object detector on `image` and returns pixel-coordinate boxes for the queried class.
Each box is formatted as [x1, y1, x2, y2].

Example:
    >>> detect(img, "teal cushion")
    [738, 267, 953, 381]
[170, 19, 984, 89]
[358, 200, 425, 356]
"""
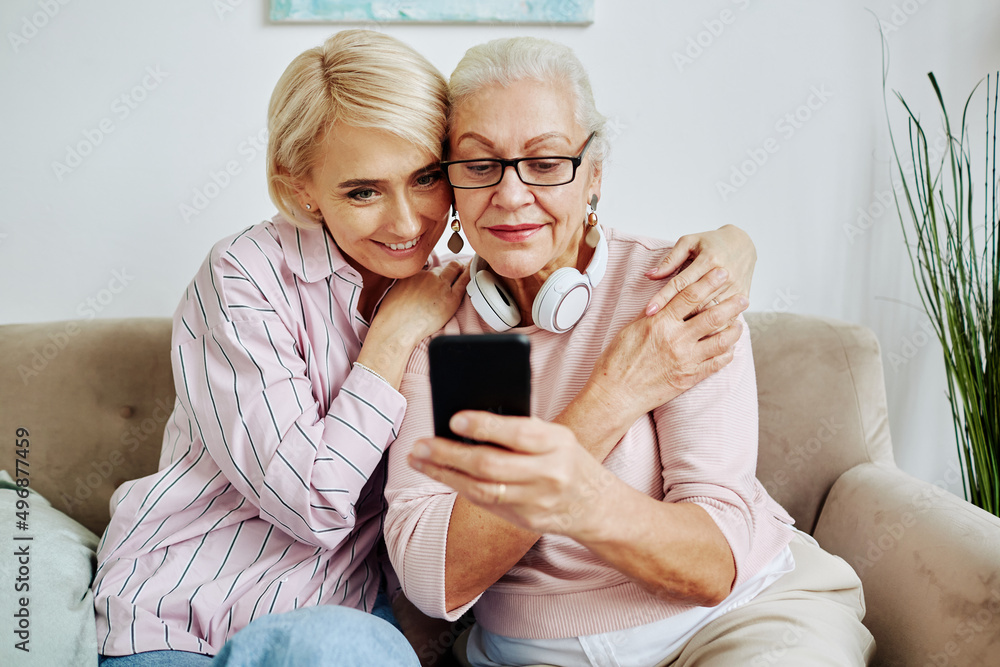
[0, 470, 99, 666]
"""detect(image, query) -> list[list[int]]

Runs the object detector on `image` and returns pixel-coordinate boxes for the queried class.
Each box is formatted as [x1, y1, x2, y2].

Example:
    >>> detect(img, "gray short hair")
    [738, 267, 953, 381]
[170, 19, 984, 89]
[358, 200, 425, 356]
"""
[448, 37, 608, 167]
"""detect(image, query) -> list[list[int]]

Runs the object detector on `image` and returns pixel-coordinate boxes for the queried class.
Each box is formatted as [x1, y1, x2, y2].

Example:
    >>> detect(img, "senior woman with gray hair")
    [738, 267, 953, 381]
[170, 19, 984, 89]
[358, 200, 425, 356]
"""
[91, 30, 759, 667]
[384, 37, 876, 667]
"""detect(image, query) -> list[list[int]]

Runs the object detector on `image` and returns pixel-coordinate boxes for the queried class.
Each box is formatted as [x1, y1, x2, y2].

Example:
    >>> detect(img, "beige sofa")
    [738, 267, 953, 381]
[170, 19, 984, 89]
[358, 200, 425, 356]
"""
[1, 313, 999, 665]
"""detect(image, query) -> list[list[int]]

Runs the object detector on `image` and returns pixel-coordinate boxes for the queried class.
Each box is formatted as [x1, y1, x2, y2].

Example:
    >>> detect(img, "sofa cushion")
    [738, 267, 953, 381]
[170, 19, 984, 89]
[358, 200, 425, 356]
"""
[0, 470, 99, 666]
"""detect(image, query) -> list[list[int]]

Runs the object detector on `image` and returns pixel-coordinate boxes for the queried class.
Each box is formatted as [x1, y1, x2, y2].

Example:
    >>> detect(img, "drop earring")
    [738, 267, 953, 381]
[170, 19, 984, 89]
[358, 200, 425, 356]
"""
[447, 208, 465, 254]
[585, 194, 600, 249]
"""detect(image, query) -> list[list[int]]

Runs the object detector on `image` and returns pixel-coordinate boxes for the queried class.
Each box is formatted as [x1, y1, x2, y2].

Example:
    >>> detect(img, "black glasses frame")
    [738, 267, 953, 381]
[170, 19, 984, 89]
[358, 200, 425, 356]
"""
[441, 132, 597, 189]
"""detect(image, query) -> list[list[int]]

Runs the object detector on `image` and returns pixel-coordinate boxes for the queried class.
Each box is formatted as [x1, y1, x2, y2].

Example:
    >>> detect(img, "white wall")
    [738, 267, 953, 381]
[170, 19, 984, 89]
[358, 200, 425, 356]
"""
[3, 0, 998, 497]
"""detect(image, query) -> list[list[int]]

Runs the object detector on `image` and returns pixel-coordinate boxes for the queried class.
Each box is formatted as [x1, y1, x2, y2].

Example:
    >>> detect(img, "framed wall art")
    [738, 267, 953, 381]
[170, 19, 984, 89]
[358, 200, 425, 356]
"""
[269, 1, 594, 25]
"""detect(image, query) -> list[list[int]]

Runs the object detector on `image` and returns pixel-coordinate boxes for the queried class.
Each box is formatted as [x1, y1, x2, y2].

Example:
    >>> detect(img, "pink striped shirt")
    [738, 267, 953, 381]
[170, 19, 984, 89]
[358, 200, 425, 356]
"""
[384, 227, 795, 640]
[93, 216, 410, 656]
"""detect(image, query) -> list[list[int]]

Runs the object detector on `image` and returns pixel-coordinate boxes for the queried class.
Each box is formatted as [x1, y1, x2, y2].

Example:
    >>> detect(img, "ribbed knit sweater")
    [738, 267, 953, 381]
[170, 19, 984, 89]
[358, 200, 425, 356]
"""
[384, 227, 794, 640]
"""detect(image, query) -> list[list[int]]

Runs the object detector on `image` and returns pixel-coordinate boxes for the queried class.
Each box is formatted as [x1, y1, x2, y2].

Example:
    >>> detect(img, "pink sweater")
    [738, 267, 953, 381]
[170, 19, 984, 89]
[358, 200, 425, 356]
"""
[384, 227, 794, 640]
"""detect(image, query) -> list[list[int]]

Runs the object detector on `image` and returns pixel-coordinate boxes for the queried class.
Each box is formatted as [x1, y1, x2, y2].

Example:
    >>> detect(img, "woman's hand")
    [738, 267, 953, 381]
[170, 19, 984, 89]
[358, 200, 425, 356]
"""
[408, 412, 612, 538]
[563, 268, 748, 459]
[408, 412, 735, 605]
[644, 224, 756, 318]
[596, 269, 747, 409]
[357, 261, 470, 388]
[378, 261, 471, 346]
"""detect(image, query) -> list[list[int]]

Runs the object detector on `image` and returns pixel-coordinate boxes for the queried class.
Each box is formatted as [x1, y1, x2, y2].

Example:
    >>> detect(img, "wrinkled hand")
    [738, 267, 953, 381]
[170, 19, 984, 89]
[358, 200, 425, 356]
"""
[585, 267, 748, 425]
[644, 224, 756, 318]
[376, 261, 470, 347]
[408, 411, 615, 538]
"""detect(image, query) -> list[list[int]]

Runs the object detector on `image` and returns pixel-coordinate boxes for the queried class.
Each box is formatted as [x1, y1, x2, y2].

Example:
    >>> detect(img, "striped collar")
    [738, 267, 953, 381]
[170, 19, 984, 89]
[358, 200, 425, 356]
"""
[272, 214, 354, 284]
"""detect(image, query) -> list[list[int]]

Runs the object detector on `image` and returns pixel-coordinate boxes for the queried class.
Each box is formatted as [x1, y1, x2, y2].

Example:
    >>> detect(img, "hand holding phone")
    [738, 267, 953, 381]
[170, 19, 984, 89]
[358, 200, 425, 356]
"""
[429, 334, 531, 443]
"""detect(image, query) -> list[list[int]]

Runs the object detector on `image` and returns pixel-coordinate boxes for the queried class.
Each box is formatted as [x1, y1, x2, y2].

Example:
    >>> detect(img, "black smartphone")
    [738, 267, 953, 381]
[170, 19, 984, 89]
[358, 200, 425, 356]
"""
[429, 334, 531, 443]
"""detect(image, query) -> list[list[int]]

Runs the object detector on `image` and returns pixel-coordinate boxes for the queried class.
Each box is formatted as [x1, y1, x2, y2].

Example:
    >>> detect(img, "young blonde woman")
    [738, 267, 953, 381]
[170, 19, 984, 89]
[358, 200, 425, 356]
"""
[92, 30, 757, 666]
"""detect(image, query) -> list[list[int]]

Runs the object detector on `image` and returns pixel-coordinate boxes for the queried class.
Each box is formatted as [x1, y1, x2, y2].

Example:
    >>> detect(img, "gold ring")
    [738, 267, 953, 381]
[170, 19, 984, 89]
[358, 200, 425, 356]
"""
[495, 482, 507, 504]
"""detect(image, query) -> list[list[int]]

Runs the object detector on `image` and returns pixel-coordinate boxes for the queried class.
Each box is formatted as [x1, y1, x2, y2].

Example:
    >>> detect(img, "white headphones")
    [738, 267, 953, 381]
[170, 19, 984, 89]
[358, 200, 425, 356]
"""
[466, 224, 608, 333]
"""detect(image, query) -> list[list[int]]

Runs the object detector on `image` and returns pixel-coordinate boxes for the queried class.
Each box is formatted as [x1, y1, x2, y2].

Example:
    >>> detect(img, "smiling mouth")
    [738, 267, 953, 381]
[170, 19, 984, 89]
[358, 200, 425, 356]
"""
[489, 224, 540, 232]
[486, 225, 542, 242]
[382, 236, 421, 251]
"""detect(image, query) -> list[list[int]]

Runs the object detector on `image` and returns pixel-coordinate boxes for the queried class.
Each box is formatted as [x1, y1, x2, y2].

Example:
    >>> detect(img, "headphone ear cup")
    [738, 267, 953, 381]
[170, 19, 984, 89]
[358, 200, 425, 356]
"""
[467, 269, 521, 331]
[532, 267, 592, 333]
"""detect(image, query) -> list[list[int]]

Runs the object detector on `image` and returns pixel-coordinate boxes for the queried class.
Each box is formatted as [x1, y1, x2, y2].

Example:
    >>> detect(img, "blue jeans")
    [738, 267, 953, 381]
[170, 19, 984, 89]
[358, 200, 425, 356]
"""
[99, 594, 418, 667]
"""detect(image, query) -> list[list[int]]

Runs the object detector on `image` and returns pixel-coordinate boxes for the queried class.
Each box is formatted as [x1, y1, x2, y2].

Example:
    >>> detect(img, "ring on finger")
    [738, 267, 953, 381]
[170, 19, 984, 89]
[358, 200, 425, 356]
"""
[709, 297, 720, 308]
[494, 482, 507, 504]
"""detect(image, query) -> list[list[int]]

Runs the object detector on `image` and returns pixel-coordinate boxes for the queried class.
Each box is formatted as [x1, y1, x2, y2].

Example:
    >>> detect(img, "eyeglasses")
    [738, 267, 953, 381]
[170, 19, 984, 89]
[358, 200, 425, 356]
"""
[441, 132, 596, 189]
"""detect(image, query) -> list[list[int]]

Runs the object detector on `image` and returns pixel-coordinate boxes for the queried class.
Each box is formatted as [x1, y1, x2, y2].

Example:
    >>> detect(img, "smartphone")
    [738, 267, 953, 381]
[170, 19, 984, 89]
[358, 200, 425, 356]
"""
[429, 334, 531, 443]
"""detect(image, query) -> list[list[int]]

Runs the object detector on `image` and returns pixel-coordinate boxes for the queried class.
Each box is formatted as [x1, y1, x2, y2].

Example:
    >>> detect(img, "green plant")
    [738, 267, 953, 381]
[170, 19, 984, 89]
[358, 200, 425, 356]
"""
[882, 65, 999, 516]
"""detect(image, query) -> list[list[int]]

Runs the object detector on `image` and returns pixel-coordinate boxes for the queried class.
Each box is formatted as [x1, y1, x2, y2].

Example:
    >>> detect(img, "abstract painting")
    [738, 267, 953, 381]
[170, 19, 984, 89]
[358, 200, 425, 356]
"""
[270, 1, 594, 25]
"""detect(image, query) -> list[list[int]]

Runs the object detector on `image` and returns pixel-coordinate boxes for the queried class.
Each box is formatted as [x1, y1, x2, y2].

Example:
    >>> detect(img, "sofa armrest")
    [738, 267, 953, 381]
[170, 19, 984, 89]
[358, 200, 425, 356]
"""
[814, 462, 1000, 667]
[0, 318, 173, 536]
[748, 313, 895, 534]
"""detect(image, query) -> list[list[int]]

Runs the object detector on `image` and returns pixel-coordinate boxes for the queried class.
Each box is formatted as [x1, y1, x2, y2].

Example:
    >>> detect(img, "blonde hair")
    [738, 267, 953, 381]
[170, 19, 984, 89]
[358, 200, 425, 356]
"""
[448, 37, 608, 166]
[267, 30, 449, 228]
